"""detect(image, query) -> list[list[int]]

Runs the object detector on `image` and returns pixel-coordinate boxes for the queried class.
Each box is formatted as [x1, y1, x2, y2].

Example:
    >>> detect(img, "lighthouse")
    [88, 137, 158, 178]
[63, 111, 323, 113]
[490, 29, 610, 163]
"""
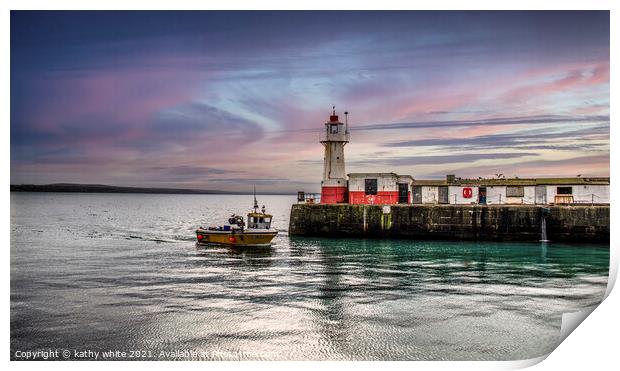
[320, 106, 349, 204]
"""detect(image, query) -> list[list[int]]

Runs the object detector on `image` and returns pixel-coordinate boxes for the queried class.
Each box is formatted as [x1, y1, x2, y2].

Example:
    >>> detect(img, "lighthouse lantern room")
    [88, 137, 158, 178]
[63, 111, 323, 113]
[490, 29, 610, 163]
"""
[320, 106, 349, 203]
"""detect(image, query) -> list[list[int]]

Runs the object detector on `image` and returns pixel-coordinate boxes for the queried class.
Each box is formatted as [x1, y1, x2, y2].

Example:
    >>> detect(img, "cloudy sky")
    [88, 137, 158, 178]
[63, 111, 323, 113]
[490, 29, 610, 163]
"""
[11, 11, 609, 193]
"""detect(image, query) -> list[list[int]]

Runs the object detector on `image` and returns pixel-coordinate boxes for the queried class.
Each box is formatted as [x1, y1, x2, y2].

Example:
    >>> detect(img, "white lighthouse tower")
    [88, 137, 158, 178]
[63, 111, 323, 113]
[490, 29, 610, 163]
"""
[320, 106, 349, 204]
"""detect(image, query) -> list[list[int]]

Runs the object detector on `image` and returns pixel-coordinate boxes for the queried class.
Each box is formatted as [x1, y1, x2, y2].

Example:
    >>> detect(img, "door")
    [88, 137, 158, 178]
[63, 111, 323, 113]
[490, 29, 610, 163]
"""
[438, 186, 449, 204]
[535, 186, 546, 204]
[478, 187, 487, 204]
[412, 186, 422, 204]
[398, 183, 409, 204]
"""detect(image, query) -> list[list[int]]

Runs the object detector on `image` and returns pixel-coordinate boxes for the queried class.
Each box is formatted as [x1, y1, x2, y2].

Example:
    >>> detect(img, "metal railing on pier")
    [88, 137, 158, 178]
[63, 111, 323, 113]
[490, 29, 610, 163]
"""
[297, 192, 321, 204]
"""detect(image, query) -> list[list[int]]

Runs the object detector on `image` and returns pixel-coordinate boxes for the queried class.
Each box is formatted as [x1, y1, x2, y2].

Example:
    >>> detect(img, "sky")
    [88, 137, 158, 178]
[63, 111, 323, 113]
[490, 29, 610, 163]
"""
[10, 11, 610, 193]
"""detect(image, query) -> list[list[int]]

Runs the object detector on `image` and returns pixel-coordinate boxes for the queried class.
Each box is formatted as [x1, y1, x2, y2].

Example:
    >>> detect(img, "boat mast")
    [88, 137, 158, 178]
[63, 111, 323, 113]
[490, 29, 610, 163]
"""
[253, 185, 259, 213]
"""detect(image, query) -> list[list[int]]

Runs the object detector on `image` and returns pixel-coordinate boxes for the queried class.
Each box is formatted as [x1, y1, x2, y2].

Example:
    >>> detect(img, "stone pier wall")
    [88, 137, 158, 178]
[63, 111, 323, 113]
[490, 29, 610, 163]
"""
[288, 204, 609, 242]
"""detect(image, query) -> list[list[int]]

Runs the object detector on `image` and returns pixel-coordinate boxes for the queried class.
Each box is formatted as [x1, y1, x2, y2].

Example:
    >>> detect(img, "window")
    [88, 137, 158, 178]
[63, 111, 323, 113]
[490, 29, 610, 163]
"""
[412, 186, 422, 204]
[365, 179, 378, 195]
[438, 186, 448, 204]
[506, 186, 524, 197]
[557, 186, 572, 195]
[330, 124, 338, 134]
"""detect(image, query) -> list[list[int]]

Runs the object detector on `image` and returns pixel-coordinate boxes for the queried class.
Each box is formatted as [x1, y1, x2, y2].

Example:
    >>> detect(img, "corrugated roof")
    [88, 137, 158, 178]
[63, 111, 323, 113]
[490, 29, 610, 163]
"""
[412, 177, 609, 186]
[348, 172, 400, 177]
[451, 178, 537, 186]
[533, 177, 610, 185]
[413, 180, 447, 186]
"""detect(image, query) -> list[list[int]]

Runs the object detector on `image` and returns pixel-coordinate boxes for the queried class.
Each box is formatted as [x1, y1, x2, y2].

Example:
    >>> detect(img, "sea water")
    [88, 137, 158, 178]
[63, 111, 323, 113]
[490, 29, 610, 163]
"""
[10, 193, 609, 360]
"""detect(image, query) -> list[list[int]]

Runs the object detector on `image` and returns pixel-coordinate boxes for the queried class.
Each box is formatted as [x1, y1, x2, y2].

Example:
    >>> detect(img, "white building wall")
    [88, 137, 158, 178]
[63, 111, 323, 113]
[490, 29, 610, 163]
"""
[348, 175, 399, 192]
[523, 186, 536, 204]
[422, 186, 439, 204]
[439, 184, 611, 204]
[548, 185, 610, 204]
[544, 184, 609, 204]
[483, 186, 537, 204]
[378, 176, 398, 192]
[574, 185, 610, 203]
[504, 186, 536, 204]
[352, 181, 610, 204]
[347, 176, 364, 192]
[485, 186, 506, 205]
[546, 186, 556, 204]
[448, 186, 479, 204]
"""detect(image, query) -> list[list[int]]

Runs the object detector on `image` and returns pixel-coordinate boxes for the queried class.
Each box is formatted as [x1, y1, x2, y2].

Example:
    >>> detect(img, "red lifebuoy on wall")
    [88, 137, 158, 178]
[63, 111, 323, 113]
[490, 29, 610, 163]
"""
[463, 187, 473, 198]
[228, 236, 236, 243]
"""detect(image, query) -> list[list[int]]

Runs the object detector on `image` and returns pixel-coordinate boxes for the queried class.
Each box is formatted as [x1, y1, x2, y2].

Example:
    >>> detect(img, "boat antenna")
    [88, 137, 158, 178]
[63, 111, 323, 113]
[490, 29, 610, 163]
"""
[253, 185, 258, 213]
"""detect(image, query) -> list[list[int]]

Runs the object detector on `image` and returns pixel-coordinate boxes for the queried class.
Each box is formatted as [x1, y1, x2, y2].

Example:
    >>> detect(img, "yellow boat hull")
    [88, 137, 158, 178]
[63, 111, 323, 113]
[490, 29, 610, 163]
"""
[196, 229, 277, 247]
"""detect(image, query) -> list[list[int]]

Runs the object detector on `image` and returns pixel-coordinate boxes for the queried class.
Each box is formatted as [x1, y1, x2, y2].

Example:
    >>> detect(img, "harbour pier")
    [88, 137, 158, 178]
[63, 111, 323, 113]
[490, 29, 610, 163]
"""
[290, 108, 610, 243]
[289, 204, 609, 242]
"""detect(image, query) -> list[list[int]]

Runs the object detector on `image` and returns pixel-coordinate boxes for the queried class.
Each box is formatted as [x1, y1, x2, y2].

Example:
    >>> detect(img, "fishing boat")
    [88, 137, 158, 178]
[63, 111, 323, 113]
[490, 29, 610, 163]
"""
[195, 192, 278, 247]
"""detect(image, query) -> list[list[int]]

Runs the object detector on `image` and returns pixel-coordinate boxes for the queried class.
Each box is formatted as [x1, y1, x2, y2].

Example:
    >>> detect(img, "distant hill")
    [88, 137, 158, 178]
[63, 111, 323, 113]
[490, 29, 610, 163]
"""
[10, 183, 292, 195]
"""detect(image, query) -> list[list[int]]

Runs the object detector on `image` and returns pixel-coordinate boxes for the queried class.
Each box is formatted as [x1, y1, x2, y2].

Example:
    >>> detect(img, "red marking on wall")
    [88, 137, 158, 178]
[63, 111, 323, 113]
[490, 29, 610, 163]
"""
[348, 191, 400, 205]
[463, 187, 473, 198]
[321, 186, 348, 204]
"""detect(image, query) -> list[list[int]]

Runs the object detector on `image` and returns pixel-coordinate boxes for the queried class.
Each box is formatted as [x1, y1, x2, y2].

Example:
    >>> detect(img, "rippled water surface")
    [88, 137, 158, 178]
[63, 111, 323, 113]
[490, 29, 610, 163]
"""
[11, 193, 609, 360]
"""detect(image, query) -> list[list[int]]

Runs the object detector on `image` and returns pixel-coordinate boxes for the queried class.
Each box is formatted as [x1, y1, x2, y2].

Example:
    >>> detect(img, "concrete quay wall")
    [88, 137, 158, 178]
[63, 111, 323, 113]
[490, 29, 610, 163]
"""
[288, 204, 609, 242]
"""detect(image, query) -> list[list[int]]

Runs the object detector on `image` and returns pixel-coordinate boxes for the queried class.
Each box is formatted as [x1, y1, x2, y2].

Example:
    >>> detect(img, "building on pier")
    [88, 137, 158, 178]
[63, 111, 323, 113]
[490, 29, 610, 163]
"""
[316, 109, 609, 205]
[409, 175, 609, 205]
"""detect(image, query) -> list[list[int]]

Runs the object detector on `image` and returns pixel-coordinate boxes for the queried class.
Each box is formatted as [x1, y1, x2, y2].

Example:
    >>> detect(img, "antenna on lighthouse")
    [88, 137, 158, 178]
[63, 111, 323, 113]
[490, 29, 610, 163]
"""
[344, 111, 349, 133]
[332, 105, 335, 115]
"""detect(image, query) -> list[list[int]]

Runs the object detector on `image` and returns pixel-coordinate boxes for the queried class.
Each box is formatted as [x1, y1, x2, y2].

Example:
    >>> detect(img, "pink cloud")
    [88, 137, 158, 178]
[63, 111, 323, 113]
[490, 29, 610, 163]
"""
[499, 61, 609, 105]
[27, 63, 204, 144]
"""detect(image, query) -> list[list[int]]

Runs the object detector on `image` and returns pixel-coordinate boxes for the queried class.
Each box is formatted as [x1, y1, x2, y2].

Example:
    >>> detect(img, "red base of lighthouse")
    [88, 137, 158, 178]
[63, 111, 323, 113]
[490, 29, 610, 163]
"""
[320, 186, 348, 204]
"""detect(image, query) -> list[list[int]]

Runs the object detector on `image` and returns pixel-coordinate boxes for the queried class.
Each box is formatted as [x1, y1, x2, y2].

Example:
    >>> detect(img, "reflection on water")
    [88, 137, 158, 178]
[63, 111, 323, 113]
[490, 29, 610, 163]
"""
[10, 193, 609, 360]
